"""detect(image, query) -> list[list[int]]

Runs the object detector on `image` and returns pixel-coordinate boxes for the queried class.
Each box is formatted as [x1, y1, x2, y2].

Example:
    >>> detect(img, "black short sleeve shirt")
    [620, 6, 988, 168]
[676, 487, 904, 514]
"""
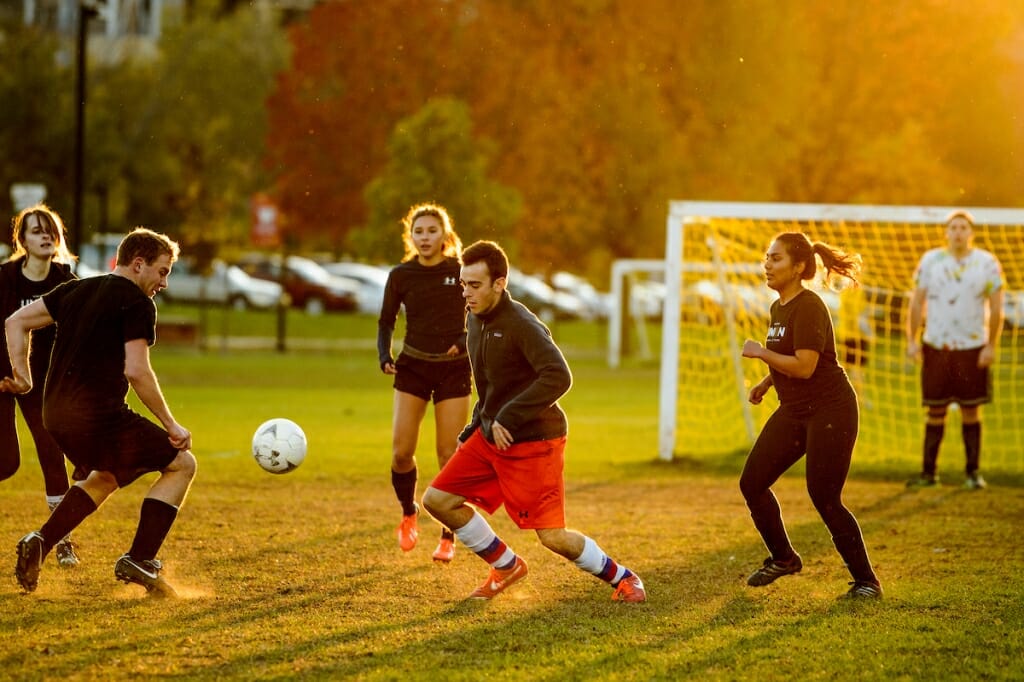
[42, 274, 156, 425]
[765, 289, 847, 408]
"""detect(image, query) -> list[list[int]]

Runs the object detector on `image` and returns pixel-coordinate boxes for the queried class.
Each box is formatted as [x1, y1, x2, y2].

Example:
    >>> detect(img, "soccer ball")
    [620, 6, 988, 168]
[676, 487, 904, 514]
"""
[252, 418, 307, 474]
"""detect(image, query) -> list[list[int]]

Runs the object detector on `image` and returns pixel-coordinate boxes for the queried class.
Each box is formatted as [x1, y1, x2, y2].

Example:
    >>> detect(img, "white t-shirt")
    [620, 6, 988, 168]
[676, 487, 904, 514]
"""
[913, 247, 1004, 350]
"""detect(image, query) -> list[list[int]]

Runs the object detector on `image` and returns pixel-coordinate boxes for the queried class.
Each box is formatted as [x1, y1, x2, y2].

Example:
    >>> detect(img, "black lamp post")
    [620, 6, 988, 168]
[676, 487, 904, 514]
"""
[72, 1, 99, 255]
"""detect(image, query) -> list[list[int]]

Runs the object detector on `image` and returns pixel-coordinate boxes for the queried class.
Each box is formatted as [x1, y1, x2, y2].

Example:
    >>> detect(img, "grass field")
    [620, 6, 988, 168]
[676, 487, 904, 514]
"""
[1, 311, 1021, 680]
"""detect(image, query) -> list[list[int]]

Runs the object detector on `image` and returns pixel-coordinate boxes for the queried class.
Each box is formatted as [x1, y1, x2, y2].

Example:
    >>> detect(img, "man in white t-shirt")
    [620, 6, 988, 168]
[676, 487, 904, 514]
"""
[906, 210, 1004, 489]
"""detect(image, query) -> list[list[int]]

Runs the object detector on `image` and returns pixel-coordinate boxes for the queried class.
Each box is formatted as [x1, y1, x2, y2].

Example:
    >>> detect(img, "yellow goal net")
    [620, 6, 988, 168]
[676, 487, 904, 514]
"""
[659, 201, 1024, 476]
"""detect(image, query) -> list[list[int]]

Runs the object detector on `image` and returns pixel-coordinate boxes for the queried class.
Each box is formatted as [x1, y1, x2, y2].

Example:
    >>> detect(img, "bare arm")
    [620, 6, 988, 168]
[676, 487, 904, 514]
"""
[124, 338, 191, 450]
[748, 374, 773, 404]
[979, 288, 1005, 368]
[742, 339, 820, 380]
[1, 299, 55, 394]
[906, 287, 926, 360]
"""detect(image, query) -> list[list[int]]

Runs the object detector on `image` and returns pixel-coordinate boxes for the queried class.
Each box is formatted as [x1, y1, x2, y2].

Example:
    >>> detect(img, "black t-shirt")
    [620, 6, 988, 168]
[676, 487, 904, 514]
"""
[41, 274, 156, 428]
[377, 257, 467, 363]
[765, 289, 848, 408]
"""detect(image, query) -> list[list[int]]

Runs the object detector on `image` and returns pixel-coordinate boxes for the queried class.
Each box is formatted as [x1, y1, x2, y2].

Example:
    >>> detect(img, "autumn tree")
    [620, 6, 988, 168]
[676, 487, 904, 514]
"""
[266, 0, 1024, 279]
[98, 3, 288, 247]
[265, 0, 462, 252]
[356, 97, 521, 263]
[0, 21, 76, 219]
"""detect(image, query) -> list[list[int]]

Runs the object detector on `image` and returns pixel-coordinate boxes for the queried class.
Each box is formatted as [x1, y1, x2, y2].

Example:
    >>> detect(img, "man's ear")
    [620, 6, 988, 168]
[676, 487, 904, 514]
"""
[494, 276, 506, 293]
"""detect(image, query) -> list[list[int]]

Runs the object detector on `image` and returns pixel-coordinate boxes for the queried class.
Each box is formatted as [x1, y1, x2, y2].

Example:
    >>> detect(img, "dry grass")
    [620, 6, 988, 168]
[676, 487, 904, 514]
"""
[0, 342, 1020, 680]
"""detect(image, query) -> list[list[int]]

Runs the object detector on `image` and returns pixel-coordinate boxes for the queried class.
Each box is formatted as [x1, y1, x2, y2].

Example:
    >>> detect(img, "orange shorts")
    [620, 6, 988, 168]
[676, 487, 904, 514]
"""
[430, 428, 566, 529]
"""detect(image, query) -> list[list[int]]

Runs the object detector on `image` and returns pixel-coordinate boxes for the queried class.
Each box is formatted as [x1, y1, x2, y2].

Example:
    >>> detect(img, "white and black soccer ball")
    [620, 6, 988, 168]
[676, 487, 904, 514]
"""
[252, 418, 307, 474]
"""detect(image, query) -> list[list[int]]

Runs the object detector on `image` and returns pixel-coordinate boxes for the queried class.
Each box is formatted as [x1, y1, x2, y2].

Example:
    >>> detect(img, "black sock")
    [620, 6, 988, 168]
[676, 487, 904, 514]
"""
[391, 468, 418, 516]
[40, 485, 97, 554]
[441, 527, 455, 542]
[962, 422, 981, 475]
[923, 423, 944, 477]
[128, 498, 179, 562]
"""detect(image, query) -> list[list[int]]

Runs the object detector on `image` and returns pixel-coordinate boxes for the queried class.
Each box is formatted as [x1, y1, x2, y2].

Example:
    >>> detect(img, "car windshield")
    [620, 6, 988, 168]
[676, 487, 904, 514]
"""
[289, 257, 331, 284]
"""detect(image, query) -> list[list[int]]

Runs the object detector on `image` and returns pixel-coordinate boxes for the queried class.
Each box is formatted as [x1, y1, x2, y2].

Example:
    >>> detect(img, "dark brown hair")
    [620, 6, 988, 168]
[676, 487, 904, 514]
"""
[774, 232, 862, 289]
[461, 240, 508, 282]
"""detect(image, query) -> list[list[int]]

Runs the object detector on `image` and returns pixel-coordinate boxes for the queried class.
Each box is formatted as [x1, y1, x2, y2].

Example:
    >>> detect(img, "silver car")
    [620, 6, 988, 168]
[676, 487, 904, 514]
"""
[162, 259, 283, 310]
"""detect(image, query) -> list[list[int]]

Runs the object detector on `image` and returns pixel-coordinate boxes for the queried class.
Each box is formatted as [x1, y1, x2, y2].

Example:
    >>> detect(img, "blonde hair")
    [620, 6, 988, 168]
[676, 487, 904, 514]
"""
[400, 203, 462, 262]
[945, 209, 976, 227]
[9, 203, 77, 265]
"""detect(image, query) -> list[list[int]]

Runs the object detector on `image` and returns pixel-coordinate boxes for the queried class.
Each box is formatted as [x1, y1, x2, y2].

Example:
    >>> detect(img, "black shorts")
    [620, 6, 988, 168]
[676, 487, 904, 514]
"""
[393, 353, 471, 404]
[921, 344, 992, 407]
[842, 338, 870, 367]
[49, 406, 180, 487]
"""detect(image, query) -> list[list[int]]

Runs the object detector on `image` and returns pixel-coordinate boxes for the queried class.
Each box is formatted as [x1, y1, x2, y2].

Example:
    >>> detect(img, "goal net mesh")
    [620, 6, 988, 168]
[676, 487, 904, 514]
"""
[664, 203, 1023, 475]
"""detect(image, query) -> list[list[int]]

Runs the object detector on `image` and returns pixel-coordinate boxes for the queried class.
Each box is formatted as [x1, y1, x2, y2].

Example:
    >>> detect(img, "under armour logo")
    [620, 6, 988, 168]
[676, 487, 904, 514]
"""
[443, 276, 457, 286]
[518, 510, 529, 519]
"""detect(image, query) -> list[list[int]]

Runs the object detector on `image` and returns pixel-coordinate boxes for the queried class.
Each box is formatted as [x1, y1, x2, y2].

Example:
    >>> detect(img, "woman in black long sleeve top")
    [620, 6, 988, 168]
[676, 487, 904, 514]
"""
[377, 203, 470, 563]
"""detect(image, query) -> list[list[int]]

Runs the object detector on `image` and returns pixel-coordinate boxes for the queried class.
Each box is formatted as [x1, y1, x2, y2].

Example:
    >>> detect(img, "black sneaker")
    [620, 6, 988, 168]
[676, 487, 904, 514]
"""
[906, 474, 939, 488]
[54, 539, 81, 568]
[747, 553, 803, 586]
[840, 580, 883, 599]
[114, 554, 177, 597]
[15, 531, 46, 592]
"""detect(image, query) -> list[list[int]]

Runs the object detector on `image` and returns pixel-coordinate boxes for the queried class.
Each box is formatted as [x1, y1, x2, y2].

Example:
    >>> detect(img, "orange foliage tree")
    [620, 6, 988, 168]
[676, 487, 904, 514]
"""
[265, 0, 1024, 277]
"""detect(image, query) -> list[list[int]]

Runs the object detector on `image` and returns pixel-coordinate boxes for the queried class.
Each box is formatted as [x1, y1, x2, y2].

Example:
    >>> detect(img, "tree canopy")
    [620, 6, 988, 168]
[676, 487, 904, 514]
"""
[266, 0, 1024, 278]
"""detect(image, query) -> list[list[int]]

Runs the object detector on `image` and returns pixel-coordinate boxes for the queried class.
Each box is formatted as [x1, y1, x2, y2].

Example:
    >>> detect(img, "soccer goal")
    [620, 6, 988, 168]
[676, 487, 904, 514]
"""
[659, 201, 1024, 475]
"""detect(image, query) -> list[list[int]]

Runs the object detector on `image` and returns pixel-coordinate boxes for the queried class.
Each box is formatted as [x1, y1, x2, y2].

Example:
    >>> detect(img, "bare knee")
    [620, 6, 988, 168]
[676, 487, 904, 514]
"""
[165, 450, 198, 479]
[80, 470, 120, 503]
[421, 486, 450, 517]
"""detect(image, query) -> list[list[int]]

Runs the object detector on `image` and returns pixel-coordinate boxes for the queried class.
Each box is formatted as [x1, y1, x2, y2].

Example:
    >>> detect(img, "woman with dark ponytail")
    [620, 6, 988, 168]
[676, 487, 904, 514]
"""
[739, 232, 882, 598]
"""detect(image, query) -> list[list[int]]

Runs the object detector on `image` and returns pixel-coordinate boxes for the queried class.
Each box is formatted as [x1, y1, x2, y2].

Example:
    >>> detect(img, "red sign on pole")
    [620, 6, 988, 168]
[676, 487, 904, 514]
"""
[250, 193, 280, 247]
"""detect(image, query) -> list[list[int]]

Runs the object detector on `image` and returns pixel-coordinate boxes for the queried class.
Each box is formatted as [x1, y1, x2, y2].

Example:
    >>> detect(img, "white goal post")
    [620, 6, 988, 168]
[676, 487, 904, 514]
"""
[659, 201, 1024, 469]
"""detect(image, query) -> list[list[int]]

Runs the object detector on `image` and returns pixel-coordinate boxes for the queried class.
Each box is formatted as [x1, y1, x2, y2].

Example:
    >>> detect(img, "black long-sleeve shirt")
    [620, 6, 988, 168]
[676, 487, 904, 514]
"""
[460, 291, 572, 444]
[377, 257, 467, 367]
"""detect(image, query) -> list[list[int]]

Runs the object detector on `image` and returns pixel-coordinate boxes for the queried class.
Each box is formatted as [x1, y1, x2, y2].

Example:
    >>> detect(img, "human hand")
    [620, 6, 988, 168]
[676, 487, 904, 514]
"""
[0, 374, 31, 394]
[445, 344, 461, 357]
[741, 339, 764, 359]
[382, 362, 397, 375]
[167, 423, 192, 450]
[978, 344, 996, 368]
[748, 381, 769, 405]
[492, 422, 514, 451]
[906, 340, 922, 363]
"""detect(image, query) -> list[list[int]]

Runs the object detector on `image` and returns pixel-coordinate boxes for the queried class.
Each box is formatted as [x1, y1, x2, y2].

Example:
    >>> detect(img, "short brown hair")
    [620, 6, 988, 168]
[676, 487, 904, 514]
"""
[116, 227, 180, 266]
[461, 240, 509, 282]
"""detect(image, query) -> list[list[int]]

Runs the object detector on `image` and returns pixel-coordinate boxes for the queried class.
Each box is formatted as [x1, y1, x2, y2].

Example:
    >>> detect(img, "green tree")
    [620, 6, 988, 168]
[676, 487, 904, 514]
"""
[89, 2, 287, 248]
[355, 97, 521, 263]
[0, 21, 76, 220]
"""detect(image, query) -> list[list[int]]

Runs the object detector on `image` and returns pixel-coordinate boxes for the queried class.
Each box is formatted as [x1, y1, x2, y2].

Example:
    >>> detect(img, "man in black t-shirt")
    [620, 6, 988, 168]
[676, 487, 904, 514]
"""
[3, 228, 195, 597]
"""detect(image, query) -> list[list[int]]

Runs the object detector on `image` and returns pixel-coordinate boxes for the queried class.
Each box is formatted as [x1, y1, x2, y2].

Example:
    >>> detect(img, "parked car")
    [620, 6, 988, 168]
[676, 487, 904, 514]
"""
[507, 268, 586, 323]
[322, 261, 390, 314]
[74, 261, 105, 278]
[161, 258, 283, 310]
[550, 271, 609, 320]
[235, 254, 359, 314]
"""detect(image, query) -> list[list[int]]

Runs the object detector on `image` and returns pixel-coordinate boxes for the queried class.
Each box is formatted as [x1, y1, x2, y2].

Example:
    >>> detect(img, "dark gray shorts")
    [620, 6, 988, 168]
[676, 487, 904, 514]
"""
[49, 407, 180, 487]
[393, 353, 471, 404]
[921, 344, 992, 407]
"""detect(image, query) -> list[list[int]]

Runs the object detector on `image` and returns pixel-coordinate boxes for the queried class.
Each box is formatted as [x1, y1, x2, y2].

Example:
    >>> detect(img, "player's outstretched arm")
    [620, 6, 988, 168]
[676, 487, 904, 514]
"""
[124, 338, 190, 449]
